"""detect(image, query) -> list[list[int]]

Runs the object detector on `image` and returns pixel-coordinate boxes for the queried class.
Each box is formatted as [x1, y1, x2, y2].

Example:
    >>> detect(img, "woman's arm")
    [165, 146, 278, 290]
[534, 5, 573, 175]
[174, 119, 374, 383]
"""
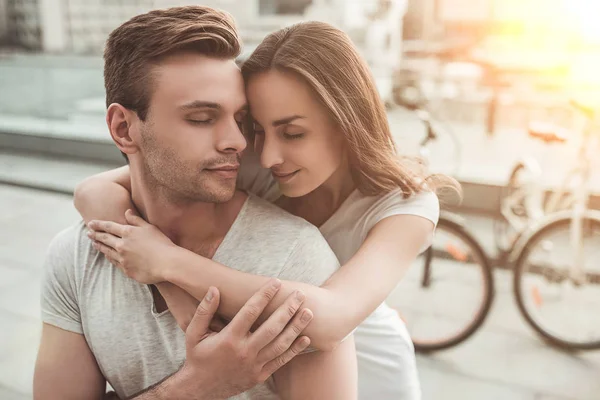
[78, 170, 433, 350]
[160, 214, 433, 350]
[273, 336, 357, 400]
[74, 166, 133, 224]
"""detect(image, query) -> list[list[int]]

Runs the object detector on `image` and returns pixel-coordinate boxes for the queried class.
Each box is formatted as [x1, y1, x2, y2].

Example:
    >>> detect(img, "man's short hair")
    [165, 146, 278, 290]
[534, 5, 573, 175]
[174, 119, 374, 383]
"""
[104, 6, 241, 121]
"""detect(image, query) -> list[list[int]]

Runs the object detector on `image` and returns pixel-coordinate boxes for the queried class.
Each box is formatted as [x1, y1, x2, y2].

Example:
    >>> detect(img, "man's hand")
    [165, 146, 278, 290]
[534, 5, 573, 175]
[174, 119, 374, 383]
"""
[134, 279, 313, 399]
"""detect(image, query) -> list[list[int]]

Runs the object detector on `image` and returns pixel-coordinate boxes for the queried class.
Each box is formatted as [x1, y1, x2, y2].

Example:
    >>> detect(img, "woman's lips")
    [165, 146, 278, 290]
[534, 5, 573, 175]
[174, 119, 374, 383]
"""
[272, 170, 300, 183]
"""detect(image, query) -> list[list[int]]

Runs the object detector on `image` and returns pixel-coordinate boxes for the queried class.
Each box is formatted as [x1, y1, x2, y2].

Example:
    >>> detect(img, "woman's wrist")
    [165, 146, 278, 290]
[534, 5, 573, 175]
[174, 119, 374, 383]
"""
[161, 243, 185, 284]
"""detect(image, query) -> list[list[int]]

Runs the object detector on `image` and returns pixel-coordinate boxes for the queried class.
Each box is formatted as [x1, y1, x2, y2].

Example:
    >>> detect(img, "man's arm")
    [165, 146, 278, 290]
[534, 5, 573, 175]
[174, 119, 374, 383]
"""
[34, 324, 107, 400]
[273, 336, 358, 400]
[129, 281, 315, 400]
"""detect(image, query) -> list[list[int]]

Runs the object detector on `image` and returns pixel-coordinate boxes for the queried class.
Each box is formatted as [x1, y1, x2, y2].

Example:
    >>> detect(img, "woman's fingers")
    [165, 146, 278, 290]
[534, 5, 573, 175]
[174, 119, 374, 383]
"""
[87, 220, 128, 237]
[125, 209, 147, 227]
[92, 240, 122, 264]
[88, 230, 120, 250]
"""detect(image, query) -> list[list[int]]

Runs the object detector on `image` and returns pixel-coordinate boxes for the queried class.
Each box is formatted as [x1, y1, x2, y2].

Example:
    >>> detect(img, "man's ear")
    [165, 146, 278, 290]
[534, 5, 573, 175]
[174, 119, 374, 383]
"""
[106, 103, 139, 157]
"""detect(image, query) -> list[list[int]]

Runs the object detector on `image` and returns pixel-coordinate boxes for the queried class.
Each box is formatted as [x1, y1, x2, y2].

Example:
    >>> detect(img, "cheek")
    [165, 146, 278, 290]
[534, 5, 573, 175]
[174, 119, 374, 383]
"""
[298, 138, 342, 173]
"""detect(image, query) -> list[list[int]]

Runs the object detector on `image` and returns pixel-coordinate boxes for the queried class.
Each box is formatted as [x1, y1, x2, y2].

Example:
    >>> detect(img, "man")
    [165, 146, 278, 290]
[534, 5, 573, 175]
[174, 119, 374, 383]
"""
[33, 6, 355, 400]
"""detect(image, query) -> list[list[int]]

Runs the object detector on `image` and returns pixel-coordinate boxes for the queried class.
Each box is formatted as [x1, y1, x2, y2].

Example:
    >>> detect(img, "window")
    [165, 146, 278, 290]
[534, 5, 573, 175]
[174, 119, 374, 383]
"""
[258, 0, 313, 16]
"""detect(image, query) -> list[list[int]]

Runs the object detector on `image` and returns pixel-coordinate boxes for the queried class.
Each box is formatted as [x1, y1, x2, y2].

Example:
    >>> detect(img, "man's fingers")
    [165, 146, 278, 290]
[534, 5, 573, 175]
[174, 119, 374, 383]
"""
[256, 308, 313, 363]
[125, 209, 147, 227]
[227, 279, 281, 337]
[185, 287, 220, 347]
[209, 317, 228, 333]
[88, 220, 127, 237]
[88, 231, 120, 250]
[249, 290, 307, 351]
[260, 336, 311, 378]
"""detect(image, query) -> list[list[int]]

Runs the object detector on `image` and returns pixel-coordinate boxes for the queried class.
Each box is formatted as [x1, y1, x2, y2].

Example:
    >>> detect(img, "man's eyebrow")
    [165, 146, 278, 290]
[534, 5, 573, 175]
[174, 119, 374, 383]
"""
[272, 115, 305, 127]
[179, 101, 221, 111]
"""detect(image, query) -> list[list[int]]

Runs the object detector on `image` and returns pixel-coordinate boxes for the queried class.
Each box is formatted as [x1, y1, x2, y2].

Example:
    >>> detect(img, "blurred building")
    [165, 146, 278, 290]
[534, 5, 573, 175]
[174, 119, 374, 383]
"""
[0, 0, 8, 42]
[1, 0, 409, 54]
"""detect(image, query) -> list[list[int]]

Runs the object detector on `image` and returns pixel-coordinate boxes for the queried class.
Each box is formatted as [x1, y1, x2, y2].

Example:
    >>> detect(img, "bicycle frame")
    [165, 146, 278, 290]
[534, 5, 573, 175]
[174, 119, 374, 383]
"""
[505, 109, 598, 283]
[501, 112, 597, 237]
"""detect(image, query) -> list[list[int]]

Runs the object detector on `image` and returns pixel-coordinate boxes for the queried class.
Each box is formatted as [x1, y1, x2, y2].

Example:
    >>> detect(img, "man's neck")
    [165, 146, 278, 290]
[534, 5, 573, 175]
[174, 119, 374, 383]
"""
[129, 167, 244, 251]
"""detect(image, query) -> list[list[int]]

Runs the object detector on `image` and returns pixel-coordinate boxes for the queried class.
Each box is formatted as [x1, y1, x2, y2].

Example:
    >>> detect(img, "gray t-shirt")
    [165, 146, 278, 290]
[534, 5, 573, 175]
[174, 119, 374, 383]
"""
[40, 194, 340, 399]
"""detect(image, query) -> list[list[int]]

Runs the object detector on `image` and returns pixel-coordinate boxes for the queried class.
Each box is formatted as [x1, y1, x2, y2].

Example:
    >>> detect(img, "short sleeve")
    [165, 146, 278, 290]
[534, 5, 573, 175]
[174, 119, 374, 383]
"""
[237, 147, 280, 202]
[278, 225, 340, 287]
[40, 227, 83, 334]
[365, 190, 440, 252]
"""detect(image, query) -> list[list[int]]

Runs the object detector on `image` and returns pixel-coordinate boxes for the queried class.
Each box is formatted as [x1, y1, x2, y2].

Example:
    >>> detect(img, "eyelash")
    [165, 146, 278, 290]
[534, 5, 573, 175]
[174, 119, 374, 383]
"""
[253, 130, 303, 140]
[283, 133, 304, 140]
[188, 119, 245, 128]
[188, 119, 212, 125]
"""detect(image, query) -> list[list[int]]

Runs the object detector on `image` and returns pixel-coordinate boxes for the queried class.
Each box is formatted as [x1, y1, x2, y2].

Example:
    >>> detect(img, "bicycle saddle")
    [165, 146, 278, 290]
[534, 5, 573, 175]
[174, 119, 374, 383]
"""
[528, 122, 568, 144]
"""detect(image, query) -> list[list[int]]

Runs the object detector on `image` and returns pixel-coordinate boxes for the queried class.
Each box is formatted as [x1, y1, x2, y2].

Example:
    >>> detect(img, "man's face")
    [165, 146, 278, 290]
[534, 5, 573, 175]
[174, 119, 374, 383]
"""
[134, 52, 247, 203]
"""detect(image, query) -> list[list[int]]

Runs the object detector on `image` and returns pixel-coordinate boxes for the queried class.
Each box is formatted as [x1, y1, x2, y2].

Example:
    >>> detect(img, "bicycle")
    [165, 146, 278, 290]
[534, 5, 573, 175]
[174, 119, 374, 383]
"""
[386, 103, 494, 352]
[501, 100, 600, 350]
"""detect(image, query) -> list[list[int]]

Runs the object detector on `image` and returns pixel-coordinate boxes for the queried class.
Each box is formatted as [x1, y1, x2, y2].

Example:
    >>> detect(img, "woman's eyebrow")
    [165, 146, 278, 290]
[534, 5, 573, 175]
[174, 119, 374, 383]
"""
[272, 115, 305, 127]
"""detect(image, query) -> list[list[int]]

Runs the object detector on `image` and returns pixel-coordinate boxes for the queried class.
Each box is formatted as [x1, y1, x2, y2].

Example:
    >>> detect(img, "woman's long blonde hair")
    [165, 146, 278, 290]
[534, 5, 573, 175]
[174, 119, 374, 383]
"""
[242, 21, 456, 198]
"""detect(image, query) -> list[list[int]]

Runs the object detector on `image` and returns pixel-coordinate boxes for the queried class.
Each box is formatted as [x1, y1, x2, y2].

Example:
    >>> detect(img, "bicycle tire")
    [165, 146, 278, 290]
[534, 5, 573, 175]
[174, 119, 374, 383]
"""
[411, 217, 495, 352]
[513, 216, 600, 350]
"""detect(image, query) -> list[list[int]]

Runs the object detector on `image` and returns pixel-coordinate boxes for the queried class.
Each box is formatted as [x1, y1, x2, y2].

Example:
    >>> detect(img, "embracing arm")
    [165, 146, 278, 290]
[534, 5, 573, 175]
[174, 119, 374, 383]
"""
[76, 170, 434, 351]
[274, 336, 357, 400]
[161, 215, 433, 350]
[74, 166, 132, 224]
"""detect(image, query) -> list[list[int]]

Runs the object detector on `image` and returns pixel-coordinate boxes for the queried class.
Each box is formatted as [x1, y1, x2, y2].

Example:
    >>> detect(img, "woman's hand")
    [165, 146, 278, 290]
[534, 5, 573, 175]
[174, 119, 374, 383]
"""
[87, 209, 175, 284]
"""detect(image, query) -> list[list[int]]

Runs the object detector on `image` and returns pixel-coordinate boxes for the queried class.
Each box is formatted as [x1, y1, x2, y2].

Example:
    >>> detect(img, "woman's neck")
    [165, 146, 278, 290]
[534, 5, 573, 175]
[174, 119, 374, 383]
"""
[280, 165, 355, 227]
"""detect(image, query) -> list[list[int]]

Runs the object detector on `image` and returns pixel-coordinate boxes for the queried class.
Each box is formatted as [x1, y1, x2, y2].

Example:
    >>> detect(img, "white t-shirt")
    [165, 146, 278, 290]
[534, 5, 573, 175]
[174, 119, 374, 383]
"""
[238, 153, 439, 400]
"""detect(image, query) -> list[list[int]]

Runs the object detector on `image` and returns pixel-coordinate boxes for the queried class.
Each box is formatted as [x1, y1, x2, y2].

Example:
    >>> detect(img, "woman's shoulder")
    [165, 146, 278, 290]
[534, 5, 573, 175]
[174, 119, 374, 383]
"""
[356, 188, 440, 228]
[361, 188, 439, 212]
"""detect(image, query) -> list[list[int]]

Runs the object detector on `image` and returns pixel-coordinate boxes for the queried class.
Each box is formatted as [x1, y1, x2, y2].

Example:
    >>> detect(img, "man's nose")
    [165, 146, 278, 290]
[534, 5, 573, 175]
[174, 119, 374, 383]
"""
[215, 118, 247, 154]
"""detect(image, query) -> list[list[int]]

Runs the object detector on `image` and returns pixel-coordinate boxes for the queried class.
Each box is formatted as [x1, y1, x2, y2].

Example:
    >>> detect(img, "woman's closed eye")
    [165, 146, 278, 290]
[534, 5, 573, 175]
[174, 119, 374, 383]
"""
[283, 132, 304, 140]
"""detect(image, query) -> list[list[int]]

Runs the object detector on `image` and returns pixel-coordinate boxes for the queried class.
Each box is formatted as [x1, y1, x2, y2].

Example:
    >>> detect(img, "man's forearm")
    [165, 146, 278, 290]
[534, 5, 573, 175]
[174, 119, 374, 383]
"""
[127, 369, 210, 400]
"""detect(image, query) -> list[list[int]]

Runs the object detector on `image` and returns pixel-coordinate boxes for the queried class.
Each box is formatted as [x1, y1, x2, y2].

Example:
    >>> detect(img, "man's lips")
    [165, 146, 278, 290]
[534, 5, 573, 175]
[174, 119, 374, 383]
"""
[205, 164, 239, 178]
[205, 164, 240, 172]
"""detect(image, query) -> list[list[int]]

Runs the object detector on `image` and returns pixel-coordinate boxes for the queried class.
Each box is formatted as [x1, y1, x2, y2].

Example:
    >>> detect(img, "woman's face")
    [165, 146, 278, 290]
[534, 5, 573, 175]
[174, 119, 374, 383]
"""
[246, 70, 347, 197]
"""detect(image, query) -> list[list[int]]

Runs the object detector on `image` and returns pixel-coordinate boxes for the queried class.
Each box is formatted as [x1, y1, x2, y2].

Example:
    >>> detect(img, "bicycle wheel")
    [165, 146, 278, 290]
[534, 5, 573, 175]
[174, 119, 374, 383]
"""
[387, 217, 494, 351]
[514, 216, 600, 350]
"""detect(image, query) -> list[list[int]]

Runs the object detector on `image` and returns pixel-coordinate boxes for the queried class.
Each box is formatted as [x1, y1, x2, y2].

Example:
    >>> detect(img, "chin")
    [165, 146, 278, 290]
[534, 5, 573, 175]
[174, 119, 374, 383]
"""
[278, 182, 316, 198]
[191, 181, 237, 203]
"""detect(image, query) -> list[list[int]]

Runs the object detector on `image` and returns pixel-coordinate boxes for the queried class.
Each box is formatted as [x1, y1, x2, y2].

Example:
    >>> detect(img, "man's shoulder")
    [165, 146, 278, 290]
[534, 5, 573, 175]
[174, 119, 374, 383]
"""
[218, 195, 337, 280]
[47, 221, 88, 257]
[44, 220, 95, 280]
[241, 196, 340, 285]
[243, 194, 319, 236]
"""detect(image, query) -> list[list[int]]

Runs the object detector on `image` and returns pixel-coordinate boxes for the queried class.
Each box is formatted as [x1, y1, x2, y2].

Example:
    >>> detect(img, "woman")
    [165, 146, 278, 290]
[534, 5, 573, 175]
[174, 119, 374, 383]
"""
[78, 21, 451, 399]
